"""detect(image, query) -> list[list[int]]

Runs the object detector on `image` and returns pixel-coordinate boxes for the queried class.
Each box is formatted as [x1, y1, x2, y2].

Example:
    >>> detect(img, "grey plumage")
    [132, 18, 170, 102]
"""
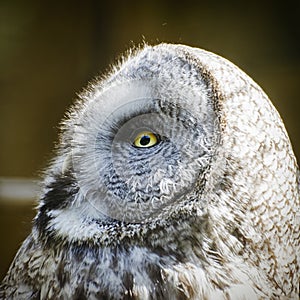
[1, 43, 299, 299]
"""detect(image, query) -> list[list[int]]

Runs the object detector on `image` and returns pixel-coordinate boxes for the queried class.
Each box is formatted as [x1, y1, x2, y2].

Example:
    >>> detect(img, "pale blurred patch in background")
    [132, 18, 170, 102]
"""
[0, 0, 299, 280]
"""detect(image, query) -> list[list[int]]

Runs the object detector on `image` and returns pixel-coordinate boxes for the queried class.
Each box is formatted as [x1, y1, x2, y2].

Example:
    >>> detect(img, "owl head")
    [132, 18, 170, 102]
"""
[42, 44, 221, 228]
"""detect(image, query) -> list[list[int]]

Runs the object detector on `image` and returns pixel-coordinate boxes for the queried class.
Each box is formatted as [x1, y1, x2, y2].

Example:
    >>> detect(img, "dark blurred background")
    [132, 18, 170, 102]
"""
[0, 0, 299, 280]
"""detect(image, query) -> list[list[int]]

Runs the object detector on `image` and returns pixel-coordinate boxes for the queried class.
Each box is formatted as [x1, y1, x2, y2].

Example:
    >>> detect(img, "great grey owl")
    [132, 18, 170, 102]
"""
[0, 43, 299, 299]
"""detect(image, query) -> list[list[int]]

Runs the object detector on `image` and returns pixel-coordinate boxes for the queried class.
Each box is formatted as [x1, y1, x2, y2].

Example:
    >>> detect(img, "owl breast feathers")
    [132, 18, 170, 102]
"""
[1, 43, 299, 299]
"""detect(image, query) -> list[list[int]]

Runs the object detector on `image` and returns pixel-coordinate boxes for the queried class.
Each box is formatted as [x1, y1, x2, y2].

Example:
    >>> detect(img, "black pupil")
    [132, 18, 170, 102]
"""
[140, 135, 151, 146]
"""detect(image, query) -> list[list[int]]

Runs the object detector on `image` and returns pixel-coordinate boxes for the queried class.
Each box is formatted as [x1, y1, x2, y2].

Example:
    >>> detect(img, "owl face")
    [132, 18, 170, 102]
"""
[68, 51, 218, 223]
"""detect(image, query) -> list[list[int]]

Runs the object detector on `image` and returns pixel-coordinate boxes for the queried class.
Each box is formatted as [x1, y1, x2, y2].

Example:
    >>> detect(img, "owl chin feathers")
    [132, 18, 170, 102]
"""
[1, 43, 299, 299]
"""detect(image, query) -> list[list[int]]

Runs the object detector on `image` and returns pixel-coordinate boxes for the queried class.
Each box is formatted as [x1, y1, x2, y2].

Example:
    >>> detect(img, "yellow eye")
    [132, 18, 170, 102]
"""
[133, 131, 159, 148]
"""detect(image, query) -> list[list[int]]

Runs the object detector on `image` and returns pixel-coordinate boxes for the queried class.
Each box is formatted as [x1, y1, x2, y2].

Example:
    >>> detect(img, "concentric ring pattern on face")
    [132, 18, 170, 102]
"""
[70, 79, 216, 223]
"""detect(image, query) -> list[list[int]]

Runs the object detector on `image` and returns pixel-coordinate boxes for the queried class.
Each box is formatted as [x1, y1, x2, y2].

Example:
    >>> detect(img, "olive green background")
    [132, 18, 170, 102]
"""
[1, 0, 299, 280]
